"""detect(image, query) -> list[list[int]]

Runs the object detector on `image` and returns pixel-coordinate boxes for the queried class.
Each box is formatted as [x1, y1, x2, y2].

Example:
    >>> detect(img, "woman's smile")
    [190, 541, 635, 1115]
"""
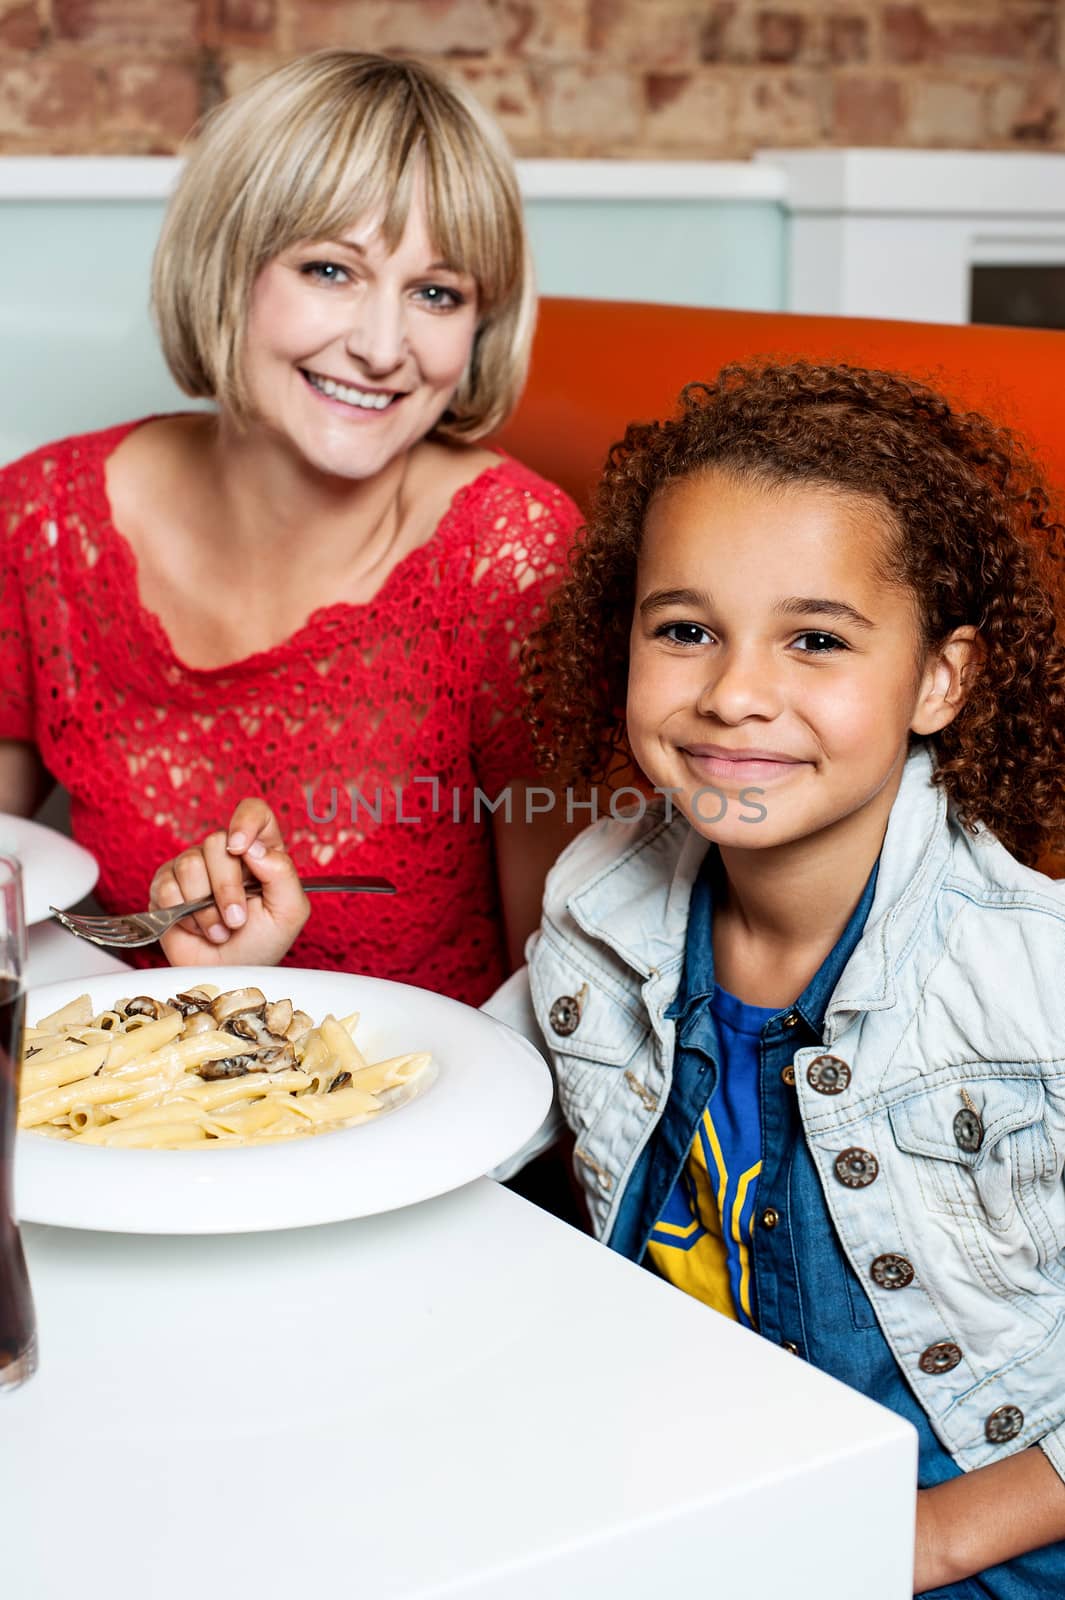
[299, 368, 405, 415]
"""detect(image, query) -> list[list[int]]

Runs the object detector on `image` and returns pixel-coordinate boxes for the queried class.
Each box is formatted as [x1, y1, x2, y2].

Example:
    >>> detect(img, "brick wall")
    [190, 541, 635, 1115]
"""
[0, 1, 1060, 157]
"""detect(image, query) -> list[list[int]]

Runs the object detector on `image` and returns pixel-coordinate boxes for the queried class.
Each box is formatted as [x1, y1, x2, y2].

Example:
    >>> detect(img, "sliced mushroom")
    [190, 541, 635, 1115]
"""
[224, 1017, 263, 1043]
[328, 1070, 352, 1094]
[285, 1010, 314, 1043]
[198, 1060, 243, 1081]
[170, 989, 216, 1018]
[230, 1013, 289, 1052]
[198, 1054, 264, 1081]
[182, 1011, 216, 1036]
[123, 996, 168, 1020]
[210, 988, 267, 1026]
[259, 1044, 297, 1070]
[264, 999, 293, 1038]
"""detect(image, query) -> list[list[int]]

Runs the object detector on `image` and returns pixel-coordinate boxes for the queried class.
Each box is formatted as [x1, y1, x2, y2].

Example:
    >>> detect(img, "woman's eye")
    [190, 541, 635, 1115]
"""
[300, 261, 349, 285]
[655, 622, 712, 647]
[413, 284, 465, 310]
[792, 631, 847, 654]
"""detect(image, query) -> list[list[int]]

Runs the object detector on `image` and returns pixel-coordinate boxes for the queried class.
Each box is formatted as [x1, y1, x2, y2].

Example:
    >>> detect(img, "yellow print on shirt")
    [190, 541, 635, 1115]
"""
[647, 1107, 762, 1324]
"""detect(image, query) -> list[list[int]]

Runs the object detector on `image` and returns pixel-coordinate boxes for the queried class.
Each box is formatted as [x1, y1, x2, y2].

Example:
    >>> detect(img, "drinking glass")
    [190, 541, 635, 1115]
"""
[0, 853, 36, 1391]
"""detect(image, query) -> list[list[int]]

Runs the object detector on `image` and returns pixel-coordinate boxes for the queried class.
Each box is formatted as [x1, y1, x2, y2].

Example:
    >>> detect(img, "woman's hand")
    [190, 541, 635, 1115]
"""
[152, 799, 310, 968]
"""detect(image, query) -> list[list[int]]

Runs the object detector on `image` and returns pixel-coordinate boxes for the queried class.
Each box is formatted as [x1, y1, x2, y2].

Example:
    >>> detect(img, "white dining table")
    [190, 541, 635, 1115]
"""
[1, 920, 918, 1599]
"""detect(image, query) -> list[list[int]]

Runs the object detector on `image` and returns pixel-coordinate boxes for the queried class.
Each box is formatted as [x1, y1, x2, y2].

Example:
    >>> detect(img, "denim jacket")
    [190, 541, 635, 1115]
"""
[520, 745, 1065, 1486]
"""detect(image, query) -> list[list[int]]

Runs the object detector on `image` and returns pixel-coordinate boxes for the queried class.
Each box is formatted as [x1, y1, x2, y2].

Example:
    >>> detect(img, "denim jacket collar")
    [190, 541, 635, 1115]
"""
[821, 744, 949, 1043]
[566, 811, 709, 982]
[668, 850, 880, 1044]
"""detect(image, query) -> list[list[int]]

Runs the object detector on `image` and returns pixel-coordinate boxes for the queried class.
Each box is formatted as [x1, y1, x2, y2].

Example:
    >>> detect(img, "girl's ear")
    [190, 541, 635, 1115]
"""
[910, 626, 984, 737]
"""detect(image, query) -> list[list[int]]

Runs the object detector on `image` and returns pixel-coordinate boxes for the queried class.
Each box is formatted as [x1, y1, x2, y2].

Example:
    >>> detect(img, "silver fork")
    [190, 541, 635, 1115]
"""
[49, 875, 396, 949]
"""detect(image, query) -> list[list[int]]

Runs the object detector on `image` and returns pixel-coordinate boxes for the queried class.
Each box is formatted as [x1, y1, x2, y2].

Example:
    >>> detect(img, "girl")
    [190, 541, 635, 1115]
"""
[167, 360, 1065, 1593]
[518, 361, 1065, 1596]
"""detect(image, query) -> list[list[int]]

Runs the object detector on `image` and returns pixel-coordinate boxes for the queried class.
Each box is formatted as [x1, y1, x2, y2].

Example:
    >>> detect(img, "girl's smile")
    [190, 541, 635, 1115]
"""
[627, 468, 965, 857]
[678, 743, 811, 785]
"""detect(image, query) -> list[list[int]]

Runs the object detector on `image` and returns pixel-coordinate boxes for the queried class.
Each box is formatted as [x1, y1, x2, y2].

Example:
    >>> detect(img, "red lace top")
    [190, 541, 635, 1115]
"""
[0, 421, 580, 1006]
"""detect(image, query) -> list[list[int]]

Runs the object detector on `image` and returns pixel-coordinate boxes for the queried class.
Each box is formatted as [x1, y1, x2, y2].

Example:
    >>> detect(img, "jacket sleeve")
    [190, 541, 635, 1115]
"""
[481, 943, 562, 1180]
[1037, 1423, 1065, 1487]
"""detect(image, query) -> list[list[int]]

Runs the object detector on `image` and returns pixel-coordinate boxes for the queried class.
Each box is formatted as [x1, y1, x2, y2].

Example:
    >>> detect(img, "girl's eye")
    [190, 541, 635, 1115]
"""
[655, 622, 713, 647]
[300, 261, 350, 285]
[413, 284, 465, 311]
[791, 631, 847, 654]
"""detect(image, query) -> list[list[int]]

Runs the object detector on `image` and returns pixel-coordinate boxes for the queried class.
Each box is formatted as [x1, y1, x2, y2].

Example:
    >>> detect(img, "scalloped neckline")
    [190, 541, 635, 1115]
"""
[85, 416, 514, 679]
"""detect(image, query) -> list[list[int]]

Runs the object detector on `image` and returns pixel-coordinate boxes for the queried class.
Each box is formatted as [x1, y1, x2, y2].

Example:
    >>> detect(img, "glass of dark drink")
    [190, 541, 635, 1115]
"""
[0, 853, 35, 1391]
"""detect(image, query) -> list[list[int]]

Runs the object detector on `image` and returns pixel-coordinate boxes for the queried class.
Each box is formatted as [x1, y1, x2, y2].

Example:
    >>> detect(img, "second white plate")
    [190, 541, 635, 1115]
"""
[0, 811, 99, 926]
[16, 967, 552, 1235]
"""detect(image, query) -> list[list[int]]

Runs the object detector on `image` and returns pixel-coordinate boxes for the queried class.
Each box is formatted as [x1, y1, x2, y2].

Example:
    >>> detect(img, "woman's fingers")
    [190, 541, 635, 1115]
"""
[174, 834, 231, 944]
[200, 829, 253, 936]
[156, 842, 308, 968]
[240, 842, 311, 942]
[151, 803, 308, 967]
[150, 855, 209, 941]
[226, 797, 287, 857]
[151, 834, 233, 945]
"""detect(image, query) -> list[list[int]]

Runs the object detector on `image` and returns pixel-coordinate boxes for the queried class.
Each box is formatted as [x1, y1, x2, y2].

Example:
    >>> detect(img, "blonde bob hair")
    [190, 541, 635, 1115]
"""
[152, 51, 534, 441]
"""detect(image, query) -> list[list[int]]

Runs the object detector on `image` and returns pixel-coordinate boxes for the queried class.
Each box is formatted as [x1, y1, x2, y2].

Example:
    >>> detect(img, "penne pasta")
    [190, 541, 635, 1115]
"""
[316, 1015, 365, 1074]
[79, 1122, 211, 1149]
[32, 994, 93, 1031]
[283, 1084, 380, 1123]
[206, 1099, 289, 1138]
[102, 1014, 184, 1067]
[21, 1041, 113, 1095]
[19, 987, 434, 1150]
[349, 1051, 433, 1094]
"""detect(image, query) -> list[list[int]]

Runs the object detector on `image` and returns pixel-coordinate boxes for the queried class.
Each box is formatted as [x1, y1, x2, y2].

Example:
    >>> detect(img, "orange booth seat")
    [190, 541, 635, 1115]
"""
[496, 298, 1065, 879]
[498, 298, 1065, 513]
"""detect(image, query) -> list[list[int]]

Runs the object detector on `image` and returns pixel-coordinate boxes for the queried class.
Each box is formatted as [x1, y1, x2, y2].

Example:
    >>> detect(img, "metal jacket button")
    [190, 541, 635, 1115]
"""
[985, 1405, 1024, 1444]
[781, 1340, 799, 1355]
[870, 1253, 915, 1290]
[834, 1148, 879, 1188]
[919, 1342, 962, 1375]
[549, 994, 582, 1036]
[761, 1207, 780, 1229]
[807, 1054, 851, 1095]
[781, 1063, 796, 1086]
[954, 1107, 983, 1153]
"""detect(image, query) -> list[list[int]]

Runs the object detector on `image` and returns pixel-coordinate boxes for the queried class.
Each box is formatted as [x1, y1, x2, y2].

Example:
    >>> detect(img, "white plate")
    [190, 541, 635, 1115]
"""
[0, 812, 98, 926]
[15, 967, 552, 1235]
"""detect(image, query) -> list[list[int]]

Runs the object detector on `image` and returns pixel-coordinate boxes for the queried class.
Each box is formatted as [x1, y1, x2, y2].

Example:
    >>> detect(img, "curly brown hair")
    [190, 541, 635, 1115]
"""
[523, 360, 1065, 867]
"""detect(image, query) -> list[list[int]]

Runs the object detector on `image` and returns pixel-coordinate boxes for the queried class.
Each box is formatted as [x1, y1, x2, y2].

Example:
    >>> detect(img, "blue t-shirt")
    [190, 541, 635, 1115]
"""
[646, 986, 773, 1328]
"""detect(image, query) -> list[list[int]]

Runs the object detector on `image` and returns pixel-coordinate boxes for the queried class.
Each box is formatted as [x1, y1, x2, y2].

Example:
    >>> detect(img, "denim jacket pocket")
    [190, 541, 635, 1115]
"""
[888, 1076, 1046, 1233]
[530, 935, 652, 1138]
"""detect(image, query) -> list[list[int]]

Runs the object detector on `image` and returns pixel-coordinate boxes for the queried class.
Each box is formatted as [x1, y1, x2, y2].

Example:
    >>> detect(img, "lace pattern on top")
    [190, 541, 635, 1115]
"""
[0, 420, 581, 1005]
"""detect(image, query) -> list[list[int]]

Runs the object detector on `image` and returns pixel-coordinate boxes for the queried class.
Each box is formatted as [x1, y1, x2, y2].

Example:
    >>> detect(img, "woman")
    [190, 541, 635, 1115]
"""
[0, 52, 581, 1007]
